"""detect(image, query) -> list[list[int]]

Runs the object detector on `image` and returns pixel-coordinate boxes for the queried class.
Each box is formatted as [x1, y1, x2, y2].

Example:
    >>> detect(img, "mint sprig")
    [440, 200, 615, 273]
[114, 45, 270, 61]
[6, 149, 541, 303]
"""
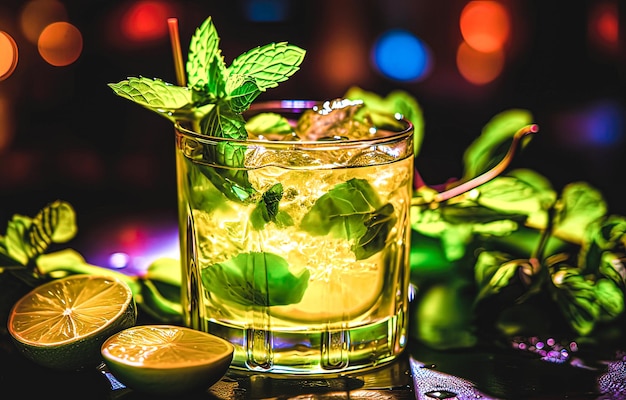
[109, 16, 305, 139]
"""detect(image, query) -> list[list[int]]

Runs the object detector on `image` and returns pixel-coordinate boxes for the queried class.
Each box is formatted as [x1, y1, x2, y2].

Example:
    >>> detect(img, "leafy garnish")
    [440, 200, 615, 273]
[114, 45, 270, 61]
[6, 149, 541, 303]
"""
[110, 16, 305, 210]
[201, 251, 309, 307]
[109, 16, 305, 139]
[300, 178, 395, 260]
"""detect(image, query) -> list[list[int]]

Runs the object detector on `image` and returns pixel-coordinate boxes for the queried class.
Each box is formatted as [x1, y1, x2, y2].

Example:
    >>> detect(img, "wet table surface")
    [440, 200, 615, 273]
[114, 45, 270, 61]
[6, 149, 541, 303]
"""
[3, 330, 626, 400]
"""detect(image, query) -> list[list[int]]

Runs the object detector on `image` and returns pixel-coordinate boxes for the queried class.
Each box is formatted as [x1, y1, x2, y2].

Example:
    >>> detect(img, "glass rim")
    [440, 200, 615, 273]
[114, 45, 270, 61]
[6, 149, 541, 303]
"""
[174, 99, 414, 149]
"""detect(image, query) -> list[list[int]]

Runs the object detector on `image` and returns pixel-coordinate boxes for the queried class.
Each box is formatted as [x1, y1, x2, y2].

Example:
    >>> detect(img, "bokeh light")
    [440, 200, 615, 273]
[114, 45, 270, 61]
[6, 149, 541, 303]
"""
[0, 95, 15, 152]
[589, 1, 618, 52]
[373, 29, 431, 82]
[0, 31, 18, 81]
[19, 0, 67, 45]
[555, 100, 624, 148]
[243, 0, 289, 22]
[120, 0, 172, 43]
[456, 41, 504, 85]
[37, 21, 83, 66]
[460, 0, 510, 53]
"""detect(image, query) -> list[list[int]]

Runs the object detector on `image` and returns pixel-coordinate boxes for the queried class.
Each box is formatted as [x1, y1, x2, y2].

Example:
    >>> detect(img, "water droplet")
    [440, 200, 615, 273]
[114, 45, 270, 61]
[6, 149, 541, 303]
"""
[424, 389, 458, 399]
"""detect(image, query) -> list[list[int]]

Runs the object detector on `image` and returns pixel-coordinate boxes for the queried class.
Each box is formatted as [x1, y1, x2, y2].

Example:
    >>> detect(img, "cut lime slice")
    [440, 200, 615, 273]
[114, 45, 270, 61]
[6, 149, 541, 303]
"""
[7, 274, 137, 371]
[101, 325, 234, 395]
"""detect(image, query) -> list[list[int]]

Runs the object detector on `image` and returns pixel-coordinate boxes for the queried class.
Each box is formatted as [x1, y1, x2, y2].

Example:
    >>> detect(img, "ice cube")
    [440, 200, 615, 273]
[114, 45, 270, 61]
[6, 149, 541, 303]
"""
[296, 99, 375, 141]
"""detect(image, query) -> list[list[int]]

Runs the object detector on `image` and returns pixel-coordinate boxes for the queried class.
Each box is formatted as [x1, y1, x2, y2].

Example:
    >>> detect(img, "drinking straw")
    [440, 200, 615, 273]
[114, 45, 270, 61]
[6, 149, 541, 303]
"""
[167, 18, 186, 87]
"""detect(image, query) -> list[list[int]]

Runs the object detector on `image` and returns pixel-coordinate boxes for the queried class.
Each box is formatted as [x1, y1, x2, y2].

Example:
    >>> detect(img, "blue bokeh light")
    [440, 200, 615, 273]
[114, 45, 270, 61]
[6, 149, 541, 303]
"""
[243, 0, 288, 22]
[372, 29, 431, 82]
[557, 100, 624, 148]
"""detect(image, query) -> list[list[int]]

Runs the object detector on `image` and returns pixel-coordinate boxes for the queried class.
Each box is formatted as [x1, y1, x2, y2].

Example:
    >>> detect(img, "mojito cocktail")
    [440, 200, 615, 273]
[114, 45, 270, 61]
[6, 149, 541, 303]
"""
[176, 100, 414, 373]
[109, 16, 414, 374]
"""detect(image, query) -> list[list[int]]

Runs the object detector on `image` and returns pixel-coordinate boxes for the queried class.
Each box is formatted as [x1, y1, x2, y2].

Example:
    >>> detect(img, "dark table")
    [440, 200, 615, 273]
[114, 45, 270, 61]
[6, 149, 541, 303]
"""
[3, 327, 626, 400]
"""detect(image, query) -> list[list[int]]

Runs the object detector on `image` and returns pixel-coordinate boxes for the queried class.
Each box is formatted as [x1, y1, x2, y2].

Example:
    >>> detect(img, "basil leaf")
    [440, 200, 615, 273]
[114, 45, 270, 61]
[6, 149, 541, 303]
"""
[201, 251, 309, 306]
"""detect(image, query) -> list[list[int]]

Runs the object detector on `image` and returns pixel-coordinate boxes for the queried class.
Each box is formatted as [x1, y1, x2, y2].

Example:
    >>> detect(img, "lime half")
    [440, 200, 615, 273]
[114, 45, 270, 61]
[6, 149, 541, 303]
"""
[7, 274, 137, 371]
[101, 325, 234, 395]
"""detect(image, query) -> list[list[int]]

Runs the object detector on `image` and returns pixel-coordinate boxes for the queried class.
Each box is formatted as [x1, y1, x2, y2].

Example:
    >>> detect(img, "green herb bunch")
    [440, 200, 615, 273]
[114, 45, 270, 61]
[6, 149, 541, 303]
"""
[409, 109, 626, 350]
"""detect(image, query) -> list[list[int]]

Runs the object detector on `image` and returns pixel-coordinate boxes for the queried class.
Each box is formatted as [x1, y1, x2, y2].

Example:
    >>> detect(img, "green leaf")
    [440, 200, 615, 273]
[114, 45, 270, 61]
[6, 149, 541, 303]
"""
[108, 77, 192, 120]
[227, 42, 305, 92]
[475, 171, 557, 229]
[553, 182, 607, 245]
[300, 178, 394, 260]
[344, 86, 424, 156]
[595, 278, 624, 321]
[579, 214, 626, 284]
[186, 16, 227, 96]
[200, 103, 247, 139]
[1, 214, 31, 266]
[474, 251, 521, 303]
[597, 252, 625, 288]
[551, 268, 599, 335]
[462, 109, 534, 180]
[201, 251, 310, 306]
[226, 75, 262, 113]
[245, 112, 294, 135]
[250, 183, 287, 230]
[354, 203, 396, 260]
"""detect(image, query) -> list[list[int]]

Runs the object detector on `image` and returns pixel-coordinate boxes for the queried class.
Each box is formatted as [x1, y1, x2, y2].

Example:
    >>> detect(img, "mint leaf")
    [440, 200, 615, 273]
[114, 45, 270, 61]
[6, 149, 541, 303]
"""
[201, 103, 247, 139]
[301, 178, 393, 260]
[228, 42, 305, 91]
[246, 112, 293, 135]
[354, 203, 396, 260]
[108, 77, 193, 120]
[186, 16, 227, 96]
[552, 182, 607, 245]
[201, 251, 309, 306]
[250, 183, 289, 230]
[226, 75, 262, 113]
[462, 109, 534, 180]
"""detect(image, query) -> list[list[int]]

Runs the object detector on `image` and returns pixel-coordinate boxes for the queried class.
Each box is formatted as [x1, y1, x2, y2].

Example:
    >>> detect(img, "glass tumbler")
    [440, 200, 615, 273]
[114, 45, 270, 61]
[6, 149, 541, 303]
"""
[175, 100, 414, 374]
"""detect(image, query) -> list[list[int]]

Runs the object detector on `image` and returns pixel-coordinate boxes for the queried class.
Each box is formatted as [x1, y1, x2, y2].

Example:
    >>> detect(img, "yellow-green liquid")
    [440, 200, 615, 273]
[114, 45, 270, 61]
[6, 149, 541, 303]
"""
[177, 141, 413, 374]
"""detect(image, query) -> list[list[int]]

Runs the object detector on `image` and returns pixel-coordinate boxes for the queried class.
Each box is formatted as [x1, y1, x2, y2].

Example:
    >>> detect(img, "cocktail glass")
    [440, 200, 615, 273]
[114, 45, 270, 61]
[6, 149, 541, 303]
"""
[175, 99, 414, 374]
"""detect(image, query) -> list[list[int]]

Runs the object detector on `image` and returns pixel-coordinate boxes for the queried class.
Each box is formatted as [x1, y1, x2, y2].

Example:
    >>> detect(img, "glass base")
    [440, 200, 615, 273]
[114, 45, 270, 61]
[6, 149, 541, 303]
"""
[205, 311, 408, 375]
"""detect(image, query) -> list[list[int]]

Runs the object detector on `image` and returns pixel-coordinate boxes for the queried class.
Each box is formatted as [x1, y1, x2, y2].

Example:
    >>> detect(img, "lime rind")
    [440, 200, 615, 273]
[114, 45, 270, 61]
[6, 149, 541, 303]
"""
[101, 325, 234, 395]
[7, 274, 137, 371]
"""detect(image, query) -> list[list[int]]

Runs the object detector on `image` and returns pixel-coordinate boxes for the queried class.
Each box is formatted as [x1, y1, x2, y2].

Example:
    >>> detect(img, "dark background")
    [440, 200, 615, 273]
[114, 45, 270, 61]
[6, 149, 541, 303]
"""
[1, 0, 624, 230]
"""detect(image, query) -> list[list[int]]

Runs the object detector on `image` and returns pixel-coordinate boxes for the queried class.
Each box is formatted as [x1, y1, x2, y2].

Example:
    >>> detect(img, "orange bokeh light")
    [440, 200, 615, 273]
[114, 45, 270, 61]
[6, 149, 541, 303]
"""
[121, 1, 172, 43]
[456, 41, 504, 85]
[0, 31, 18, 81]
[460, 0, 510, 53]
[20, 0, 68, 44]
[38, 22, 83, 66]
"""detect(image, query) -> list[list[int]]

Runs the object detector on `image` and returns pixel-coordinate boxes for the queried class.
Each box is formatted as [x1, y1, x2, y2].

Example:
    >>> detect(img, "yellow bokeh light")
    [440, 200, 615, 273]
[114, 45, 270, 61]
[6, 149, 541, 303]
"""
[38, 22, 83, 66]
[0, 31, 18, 81]
[20, 0, 68, 44]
